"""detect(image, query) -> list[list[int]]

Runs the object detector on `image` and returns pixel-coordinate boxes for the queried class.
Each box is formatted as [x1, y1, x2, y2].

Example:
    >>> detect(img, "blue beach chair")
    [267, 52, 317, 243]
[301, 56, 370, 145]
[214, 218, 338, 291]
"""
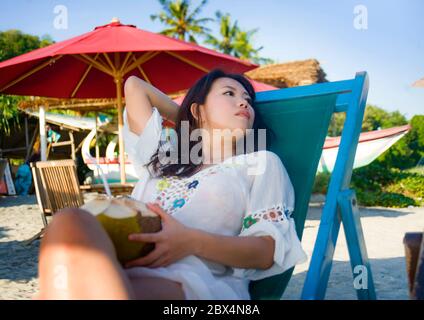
[249, 71, 376, 300]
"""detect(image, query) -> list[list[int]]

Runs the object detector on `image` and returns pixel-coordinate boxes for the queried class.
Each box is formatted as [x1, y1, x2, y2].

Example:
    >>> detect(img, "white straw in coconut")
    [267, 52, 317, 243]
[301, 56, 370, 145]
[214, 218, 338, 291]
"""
[83, 150, 112, 198]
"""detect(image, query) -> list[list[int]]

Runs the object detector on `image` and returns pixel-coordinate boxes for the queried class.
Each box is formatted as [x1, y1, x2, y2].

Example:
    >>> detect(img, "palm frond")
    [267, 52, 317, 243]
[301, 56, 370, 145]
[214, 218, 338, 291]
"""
[188, 34, 197, 44]
[159, 0, 174, 17]
[194, 17, 214, 24]
[188, 0, 208, 20]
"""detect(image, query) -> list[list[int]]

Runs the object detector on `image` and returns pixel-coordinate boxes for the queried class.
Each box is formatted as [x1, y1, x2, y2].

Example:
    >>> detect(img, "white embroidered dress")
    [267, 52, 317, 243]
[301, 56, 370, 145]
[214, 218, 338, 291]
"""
[122, 107, 307, 299]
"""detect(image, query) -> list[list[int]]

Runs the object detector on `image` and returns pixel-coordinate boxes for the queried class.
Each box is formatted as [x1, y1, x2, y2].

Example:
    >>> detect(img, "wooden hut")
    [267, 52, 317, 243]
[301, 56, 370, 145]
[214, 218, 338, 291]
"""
[245, 59, 328, 88]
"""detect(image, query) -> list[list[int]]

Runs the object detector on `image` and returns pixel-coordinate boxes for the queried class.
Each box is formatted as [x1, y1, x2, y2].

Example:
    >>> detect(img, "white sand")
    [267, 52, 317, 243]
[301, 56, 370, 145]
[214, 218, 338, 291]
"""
[0, 194, 423, 300]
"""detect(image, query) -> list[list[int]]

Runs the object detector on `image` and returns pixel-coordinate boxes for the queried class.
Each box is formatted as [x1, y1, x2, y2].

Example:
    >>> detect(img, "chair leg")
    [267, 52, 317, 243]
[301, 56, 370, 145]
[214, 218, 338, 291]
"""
[301, 201, 342, 299]
[23, 228, 45, 246]
[338, 189, 376, 300]
[23, 213, 49, 246]
[301, 189, 376, 300]
[41, 212, 49, 228]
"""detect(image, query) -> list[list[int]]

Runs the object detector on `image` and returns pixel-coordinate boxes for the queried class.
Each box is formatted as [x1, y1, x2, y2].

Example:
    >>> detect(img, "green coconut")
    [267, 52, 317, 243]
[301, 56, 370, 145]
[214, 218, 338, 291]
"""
[81, 196, 161, 264]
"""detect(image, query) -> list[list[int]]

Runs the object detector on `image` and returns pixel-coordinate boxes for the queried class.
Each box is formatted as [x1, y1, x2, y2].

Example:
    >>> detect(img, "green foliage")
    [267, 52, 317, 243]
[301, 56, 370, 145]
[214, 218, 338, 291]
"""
[150, 0, 212, 43]
[351, 163, 423, 207]
[362, 105, 408, 131]
[0, 29, 53, 62]
[327, 105, 423, 175]
[312, 171, 331, 194]
[313, 161, 423, 207]
[354, 190, 416, 208]
[203, 11, 238, 54]
[328, 104, 408, 137]
[377, 115, 424, 169]
[151, 1, 273, 64]
[0, 30, 54, 135]
[407, 166, 424, 175]
[314, 104, 423, 207]
[385, 174, 424, 199]
[0, 95, 25, 135]
[351, 162, 398, 190]
[411, 115, 424, 147]
[204, 11, 274, 64]
[328, 112, 346, 137]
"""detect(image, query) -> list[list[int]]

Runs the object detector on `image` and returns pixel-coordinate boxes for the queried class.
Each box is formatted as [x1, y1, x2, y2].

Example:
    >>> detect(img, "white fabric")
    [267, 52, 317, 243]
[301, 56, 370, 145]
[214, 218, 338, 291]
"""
[122, 107, 307, 299]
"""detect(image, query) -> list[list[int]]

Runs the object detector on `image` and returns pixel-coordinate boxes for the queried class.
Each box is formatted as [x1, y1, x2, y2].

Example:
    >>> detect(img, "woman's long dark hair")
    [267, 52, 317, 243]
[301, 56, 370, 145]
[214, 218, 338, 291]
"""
[147, 68, 266, 178]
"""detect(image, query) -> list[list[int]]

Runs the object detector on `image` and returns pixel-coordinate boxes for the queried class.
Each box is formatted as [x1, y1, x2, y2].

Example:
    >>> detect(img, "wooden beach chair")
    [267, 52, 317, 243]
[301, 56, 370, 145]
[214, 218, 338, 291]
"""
[27, 159, 135, 244]
[249, 71, 376, 300]
[25, 159, 84, 244]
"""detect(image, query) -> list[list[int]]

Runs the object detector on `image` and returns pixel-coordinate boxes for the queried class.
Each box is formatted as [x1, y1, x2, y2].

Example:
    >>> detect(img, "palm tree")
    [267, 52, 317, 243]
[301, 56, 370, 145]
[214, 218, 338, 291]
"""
[204, 11, 273, 65]
[0, 95, 22, 136]
[233, 29, 270, 64]
[204, 11, 238, 55]
[150, 0, 213, 44]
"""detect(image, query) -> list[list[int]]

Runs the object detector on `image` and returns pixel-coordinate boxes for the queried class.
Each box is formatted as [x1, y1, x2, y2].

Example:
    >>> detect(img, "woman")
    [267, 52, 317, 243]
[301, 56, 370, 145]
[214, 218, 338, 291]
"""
[37, 69, 307, 300]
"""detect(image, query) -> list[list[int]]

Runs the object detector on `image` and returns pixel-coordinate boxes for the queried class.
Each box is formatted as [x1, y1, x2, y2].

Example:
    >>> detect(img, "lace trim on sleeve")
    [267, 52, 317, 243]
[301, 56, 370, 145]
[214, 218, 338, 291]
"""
[241, 204, 294, 232]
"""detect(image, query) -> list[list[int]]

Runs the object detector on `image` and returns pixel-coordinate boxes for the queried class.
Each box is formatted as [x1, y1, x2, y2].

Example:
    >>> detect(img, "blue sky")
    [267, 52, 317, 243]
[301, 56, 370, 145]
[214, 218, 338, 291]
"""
[1, 0, 423, 119]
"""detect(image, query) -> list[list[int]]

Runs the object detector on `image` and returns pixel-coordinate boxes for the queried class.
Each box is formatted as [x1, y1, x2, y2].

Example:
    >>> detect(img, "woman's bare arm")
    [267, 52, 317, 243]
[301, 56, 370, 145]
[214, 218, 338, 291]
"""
[124, 76, 179, 135]
[190, 229, 275, 270]
[126, 204, 275, 270]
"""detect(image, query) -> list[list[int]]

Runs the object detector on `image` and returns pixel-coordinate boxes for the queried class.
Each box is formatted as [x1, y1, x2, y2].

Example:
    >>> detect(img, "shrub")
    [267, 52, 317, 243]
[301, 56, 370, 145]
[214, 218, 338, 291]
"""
[355, 190, 416, 208]
[385, 174, 424, 203]
[377, 115, 424, 170]
[312, 162, 424, 207]
[312, 171, 331, 194]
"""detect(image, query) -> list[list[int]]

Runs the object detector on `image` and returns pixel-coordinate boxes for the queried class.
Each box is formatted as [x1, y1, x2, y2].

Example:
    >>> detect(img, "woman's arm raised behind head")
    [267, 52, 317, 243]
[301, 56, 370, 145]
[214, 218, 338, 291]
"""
[124, 76, 179, 135]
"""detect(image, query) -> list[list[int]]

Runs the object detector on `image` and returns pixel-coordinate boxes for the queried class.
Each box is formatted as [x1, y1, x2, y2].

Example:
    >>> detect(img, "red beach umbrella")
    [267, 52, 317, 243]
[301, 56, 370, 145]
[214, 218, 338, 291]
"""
[0, 18, 258, 183]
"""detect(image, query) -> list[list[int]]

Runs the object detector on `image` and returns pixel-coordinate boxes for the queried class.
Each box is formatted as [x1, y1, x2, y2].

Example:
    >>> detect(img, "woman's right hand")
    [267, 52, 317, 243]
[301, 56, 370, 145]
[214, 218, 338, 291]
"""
[125, 203, 197, 269]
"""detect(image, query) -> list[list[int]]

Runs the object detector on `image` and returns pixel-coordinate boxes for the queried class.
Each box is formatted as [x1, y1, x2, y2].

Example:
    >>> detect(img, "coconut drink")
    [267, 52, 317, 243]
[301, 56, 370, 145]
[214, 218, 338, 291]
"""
[80, 195, 161, 264]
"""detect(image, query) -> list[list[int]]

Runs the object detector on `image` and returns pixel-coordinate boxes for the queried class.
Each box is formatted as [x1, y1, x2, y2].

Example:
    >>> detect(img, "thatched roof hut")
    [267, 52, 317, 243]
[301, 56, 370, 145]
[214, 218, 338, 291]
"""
[18, 97, 117, 113]
[245, 59, 328, 88]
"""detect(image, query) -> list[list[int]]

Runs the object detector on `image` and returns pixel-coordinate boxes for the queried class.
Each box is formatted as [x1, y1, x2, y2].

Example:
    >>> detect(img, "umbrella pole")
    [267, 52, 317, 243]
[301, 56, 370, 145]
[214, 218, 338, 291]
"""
[39, 105, 47, 161]
[115, 77, 126, 184]
[95, 112, 100, 181]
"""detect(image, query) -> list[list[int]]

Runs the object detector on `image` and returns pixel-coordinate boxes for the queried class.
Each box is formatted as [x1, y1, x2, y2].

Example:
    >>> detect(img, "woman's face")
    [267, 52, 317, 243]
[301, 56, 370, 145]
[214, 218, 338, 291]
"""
[194, 77, 255, 136]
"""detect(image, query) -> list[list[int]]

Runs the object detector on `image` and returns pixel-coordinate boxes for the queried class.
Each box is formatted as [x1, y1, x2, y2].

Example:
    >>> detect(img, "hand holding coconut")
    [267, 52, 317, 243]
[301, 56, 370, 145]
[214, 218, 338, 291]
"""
[80, 196, 162, 265]
[125, 203, 197, 269]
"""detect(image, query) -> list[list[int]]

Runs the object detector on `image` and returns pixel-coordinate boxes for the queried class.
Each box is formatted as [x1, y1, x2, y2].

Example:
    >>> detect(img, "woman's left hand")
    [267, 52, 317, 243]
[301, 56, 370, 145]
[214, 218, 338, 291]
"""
[124, 203, 196, 269]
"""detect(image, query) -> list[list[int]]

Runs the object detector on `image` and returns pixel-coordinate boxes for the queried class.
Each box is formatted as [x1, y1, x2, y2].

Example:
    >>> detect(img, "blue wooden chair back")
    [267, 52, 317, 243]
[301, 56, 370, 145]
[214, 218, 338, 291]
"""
[249, 72, 376, 300]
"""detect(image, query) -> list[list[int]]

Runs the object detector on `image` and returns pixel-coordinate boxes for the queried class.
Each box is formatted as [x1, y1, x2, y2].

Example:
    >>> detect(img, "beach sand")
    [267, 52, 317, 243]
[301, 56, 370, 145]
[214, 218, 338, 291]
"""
[0, 194, 423, 300]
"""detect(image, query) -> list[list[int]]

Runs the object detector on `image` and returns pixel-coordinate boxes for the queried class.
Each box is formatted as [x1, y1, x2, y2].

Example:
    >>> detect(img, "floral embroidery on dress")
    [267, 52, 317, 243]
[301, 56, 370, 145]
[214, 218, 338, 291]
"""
[243, 215, 258, 229]
[173, 198, 186, 208]
[156, 179, 170, 191]
[153, 165, 228, 215]
[241, 204, 292, 232]
[188, 180, 199, 189]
